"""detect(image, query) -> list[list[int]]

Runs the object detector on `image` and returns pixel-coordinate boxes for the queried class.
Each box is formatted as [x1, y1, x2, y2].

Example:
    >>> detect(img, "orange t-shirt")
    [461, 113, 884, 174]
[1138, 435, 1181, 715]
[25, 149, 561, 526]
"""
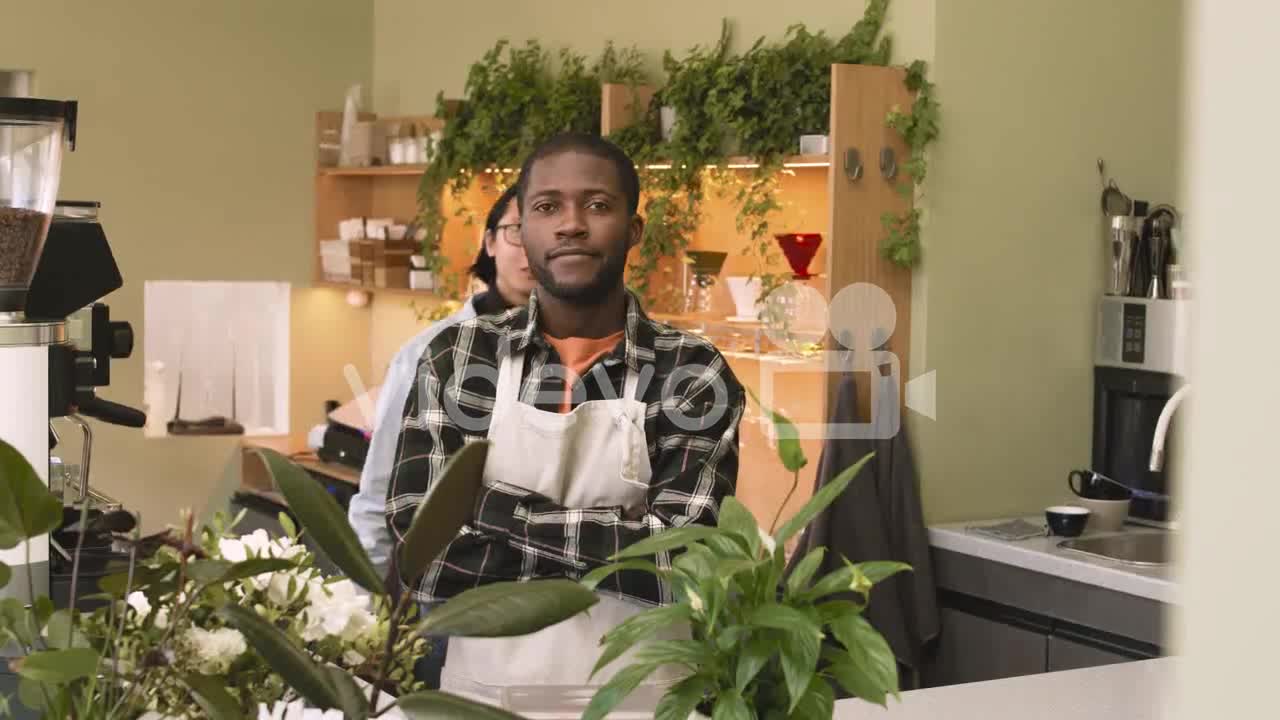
[541, 331, 625, 413]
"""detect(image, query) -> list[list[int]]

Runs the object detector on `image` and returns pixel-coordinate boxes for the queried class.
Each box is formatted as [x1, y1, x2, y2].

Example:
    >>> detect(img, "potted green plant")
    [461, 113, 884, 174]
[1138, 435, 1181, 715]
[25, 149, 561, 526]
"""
[578, 394, 907, 720]
[0, 437, 597, 719]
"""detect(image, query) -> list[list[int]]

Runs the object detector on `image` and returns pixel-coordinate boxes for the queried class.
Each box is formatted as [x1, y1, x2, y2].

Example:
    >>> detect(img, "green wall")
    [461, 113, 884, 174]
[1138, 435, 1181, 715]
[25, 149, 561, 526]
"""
[914, 0, 1184, 522]
[1, 0, 375, 531]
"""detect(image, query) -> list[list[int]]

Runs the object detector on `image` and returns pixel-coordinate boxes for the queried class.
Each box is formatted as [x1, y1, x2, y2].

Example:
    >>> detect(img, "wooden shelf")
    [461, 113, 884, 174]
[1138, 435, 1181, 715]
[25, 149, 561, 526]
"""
[318, 164, 429, 177]
[314, 280, 445, 299]
[315, 155, 828, 178]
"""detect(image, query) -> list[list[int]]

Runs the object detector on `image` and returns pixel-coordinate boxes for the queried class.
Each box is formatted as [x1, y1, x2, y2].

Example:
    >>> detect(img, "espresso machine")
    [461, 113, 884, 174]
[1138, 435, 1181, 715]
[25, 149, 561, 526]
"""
[1, 95, 145, 612]
[1092, 294, 1189, 528]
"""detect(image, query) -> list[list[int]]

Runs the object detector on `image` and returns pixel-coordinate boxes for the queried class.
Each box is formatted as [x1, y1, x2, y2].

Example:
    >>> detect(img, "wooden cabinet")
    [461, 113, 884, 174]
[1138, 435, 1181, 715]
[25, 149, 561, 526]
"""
[923, 549, 1166, 688]
[927, 607, 1048, 687]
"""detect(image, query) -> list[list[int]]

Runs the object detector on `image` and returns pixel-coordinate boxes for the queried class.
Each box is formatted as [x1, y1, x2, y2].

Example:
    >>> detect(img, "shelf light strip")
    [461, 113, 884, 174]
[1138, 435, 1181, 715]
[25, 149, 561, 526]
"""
[642, 161, 829, 171]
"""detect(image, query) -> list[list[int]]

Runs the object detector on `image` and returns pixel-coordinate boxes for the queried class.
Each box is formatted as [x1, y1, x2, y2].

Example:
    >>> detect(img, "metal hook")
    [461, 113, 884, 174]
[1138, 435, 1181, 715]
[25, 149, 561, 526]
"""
[880, 147, 898, 180]
[844, 148, 863, 182]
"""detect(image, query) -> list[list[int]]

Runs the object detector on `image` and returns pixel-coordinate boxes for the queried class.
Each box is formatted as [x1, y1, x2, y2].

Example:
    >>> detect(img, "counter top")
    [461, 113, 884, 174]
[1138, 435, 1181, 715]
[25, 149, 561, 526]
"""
[928, 517, 1179, 604]
[492, 658, 1174, 718]
[836, 657, 1173, 719]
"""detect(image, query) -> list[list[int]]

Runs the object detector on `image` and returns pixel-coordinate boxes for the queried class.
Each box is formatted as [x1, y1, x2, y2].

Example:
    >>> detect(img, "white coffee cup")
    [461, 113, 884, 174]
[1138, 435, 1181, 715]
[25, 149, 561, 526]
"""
[1073, 496, 1130, 532]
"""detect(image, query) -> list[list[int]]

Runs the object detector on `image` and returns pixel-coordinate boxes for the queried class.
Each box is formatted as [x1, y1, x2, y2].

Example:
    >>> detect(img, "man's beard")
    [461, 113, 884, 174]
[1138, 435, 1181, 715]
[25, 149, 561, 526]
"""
[530, 248, 628, 305]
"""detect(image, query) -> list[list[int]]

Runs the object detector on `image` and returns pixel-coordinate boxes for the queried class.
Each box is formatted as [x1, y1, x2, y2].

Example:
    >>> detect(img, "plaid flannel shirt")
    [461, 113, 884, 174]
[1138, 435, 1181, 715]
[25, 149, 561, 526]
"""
[386, 290, 745, 608]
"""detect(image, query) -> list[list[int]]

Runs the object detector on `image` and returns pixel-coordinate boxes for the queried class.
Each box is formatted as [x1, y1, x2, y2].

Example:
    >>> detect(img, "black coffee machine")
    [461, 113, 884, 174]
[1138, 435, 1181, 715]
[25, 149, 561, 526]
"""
[1091, 296, 1188, 527]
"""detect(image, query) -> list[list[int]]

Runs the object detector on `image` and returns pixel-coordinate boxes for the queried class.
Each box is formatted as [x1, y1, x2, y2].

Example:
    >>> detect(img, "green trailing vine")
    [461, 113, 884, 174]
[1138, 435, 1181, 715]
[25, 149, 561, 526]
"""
[415, 0, 939, 308]
[416, 40, 647, 275]
[881, 59, 939, 267]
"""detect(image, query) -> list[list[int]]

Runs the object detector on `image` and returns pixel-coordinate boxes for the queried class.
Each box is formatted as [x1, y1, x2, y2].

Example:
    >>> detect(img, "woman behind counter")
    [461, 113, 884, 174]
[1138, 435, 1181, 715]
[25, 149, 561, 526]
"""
[347, 184, 533, 580]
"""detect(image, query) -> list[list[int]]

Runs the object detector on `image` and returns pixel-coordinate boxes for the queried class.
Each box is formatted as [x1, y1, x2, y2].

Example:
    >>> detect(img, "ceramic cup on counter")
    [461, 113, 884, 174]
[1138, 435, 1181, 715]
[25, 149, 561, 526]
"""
[1067, 469, 1132, 532]
[1045, 506, 1091, 537]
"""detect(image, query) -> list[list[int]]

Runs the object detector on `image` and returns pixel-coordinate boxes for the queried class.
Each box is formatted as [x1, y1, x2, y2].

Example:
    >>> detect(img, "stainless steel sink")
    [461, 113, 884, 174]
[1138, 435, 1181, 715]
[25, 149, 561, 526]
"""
[1057, 532, 1173, 566]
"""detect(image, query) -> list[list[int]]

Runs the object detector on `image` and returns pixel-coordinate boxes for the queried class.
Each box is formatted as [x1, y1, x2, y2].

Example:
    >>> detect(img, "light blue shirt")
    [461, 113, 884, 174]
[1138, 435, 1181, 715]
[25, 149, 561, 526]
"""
[347, 298, 480, 577]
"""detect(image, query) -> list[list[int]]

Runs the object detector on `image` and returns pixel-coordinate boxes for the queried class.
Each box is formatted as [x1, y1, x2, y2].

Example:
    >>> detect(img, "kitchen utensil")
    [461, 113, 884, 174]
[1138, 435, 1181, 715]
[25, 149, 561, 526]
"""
[1068, 468, 1131, 501]
[1107, 216, 1138, 296]
[1073, 496, 1130, 532]
[725, 276, 763, 320]
[1098, 158, 1133, 216]
[1144, 206, 1178, 299]
[774, 233, 823, 280]
[682, 251, 727, 315]
[1045, 506, 1091, 537]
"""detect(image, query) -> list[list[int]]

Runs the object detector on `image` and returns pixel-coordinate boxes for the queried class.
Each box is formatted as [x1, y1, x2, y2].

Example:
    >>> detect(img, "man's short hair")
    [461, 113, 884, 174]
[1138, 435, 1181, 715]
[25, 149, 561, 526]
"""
[516, 133, 641, 216]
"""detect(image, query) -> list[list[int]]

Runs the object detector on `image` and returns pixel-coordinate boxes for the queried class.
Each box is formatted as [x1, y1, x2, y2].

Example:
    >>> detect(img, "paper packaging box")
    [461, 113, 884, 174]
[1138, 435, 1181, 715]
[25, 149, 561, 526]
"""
[375, 266, 410, 289]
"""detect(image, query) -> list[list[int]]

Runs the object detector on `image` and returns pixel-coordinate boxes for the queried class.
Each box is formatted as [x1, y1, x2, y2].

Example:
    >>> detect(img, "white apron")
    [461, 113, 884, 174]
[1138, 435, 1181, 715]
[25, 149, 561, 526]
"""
[440, 347, 684, 704]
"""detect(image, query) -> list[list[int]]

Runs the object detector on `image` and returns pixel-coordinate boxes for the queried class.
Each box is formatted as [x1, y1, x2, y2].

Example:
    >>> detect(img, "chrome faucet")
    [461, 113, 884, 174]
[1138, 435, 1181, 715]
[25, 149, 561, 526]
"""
[1150, 384, 1190, 471]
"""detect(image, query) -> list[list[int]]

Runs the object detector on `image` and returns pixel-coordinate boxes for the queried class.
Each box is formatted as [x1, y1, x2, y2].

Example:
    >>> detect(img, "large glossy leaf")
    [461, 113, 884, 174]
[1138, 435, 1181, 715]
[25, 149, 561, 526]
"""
[705, 534, 751, 560]
[747, 607, 822, 713]
[218, 604, 342, 710]
[827, 614, 898, 706]
[45, 611, 88, 650]
[0, 439, 63, 549]
[654, 675, 712, 720]
[817, 600, 865, 626]
[744, 386, 807, 473]
[0, 599, 39, 648]
[399, 440, 490, 582]
[853, 561, 913, 586]
[15, 648, 100, 684]
[187, 559, 233, 584]
[735, 633, 774, 691]
[397, 691, 525, 719]
[773, 451, 874, 546]
[788, 676, 835, 720]
[611, 526, 724, 561]
[181, 673, 247, 720]
[17, 677, 50, 712]
[581, 662, 662, 720]
[712, 688, 751, 720]
[802, 566, 856, 602]
[0, 561, 10, 590]
[580, 560, 661, 591]
[632, 639, 713, 669]
[250, 446, 383, 594]
[786, 547, 826, 596]
[592, 604, 693, 679]
[717, 497, 760, 557]
[323, 665, 370, 720]
[418, 579, 597, 638]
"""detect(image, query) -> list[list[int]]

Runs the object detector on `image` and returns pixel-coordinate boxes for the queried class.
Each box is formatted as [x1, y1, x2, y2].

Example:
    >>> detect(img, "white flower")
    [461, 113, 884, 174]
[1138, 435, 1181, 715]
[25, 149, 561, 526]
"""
[758, 527, 777, 556]
[299, 579, 377, 643]
[183, 627, 247, 675]
[126, 591, 152, 618]
[154, 607, 169, 629]
[342, 649, 367, 666]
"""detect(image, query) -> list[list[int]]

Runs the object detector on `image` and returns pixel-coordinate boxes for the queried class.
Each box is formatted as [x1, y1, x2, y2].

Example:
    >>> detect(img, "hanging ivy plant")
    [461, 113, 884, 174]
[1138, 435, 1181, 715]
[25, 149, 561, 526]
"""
[882, 59, 939, 267]
[612, 21, 734, 310]
[704, 0, 892, 300]
[417, 40, 647, 273]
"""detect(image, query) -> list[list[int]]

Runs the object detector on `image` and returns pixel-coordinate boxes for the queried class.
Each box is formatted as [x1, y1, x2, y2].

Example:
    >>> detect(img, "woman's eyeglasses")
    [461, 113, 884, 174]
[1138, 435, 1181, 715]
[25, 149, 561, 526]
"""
[495, 223, 522, 246]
